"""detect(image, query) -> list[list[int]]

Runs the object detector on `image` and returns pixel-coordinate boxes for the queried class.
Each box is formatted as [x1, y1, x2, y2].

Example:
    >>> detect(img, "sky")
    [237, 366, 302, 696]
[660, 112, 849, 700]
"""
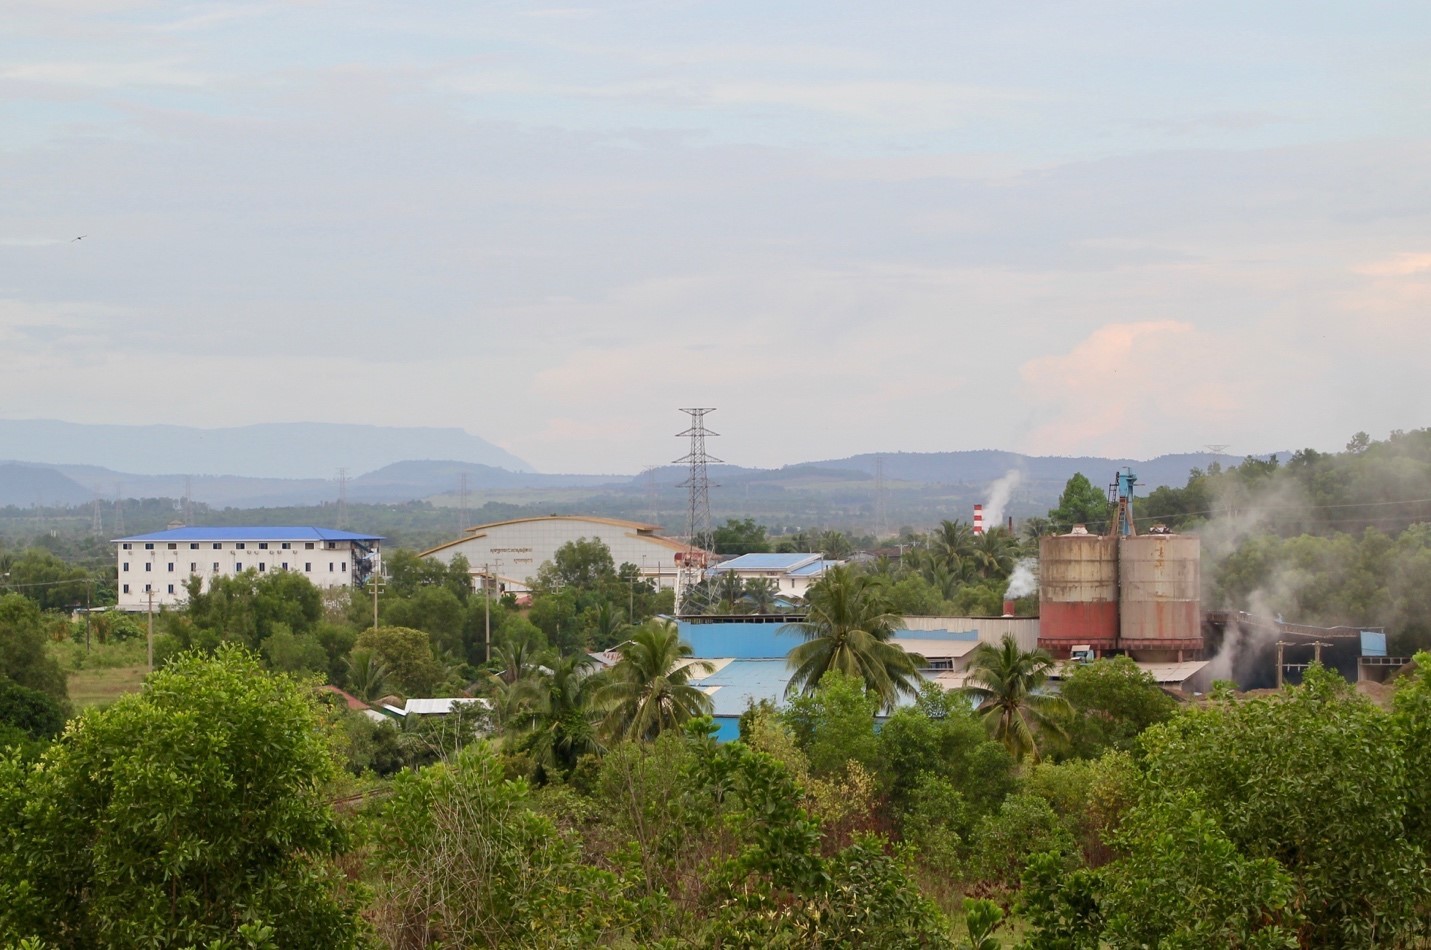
[3, 1, 1429, 474]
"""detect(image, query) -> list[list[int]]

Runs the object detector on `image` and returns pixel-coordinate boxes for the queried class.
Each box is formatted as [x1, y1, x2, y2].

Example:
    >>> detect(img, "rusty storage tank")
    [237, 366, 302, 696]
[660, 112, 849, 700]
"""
[1118, 533, 1202, 656]
[1038, 526, 1120, 656]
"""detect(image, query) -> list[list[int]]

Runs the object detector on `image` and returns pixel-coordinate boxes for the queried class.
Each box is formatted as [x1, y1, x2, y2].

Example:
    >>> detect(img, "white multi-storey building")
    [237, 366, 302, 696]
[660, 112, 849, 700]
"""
[113, 526, 382, 610]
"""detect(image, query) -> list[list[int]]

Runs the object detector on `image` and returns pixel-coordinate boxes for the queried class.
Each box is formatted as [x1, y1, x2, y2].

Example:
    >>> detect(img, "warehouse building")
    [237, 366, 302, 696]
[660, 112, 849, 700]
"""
[420, 515, 692, 593]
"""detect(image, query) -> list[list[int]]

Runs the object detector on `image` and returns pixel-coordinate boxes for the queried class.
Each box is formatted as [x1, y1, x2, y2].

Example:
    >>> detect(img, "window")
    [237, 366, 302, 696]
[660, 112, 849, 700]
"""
[235, 543, 245, 550]
[328, 562, 335, 572]
[258, 542, 269, 550]
[144, 543, 154, 550]
[213, 543, 221, 550]
[167, 543, 177, 549]
[281, 562, 289, 571]
[212, 562, 220, 572]
[189, 562, 196, 572]
[281, 542, 291, 550]
[145, 563, 152, 572]
[304, 562, 312, 572]
[167, 563, 175, 572]
[190, 543, 199, 550]
[258, 563, 266, 572]
[122, 562, 129, 572]
[144, 584, 151, 593]
[341, 562, 347, 572]
[122, 584, 130, 594]
[326, 542, 338, 550]
[122, 543, 131, 550]
[167, 584, 175, 594]
[235, 562, 243, 571]
[305, 542, 315, 550]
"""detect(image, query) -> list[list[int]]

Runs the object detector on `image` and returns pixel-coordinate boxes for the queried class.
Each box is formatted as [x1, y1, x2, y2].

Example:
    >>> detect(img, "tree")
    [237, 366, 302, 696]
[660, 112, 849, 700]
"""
[533, 537, 617, 593]
[960, 634, 1069, 762]
[0, 594, 67, 703]
[344, 648, 392, 702]
[0, 645, 365, 946]
[1047, 473, 1111, 533]
[712, 517, 771, 555]
[783, 566, 923, 711]
[1061, 656, 1176, 755]
[371, 743, 630, 948]
[513, 653, 604, 781]
[355, 625, 444, 697]
[598, 620, 713, 742]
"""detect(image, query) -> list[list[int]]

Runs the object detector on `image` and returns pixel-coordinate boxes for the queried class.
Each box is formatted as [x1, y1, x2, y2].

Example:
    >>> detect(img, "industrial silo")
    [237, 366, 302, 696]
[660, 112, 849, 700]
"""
[1118, 533, 1202, 658]
[1038, 527, 1120, 657]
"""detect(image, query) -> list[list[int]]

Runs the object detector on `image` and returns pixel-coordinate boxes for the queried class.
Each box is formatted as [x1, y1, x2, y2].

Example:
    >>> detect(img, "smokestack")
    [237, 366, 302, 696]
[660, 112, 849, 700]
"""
[973, 504, 984, 535]
[1008, 515, 1014, 533]
[1002, 599, 1016, 617]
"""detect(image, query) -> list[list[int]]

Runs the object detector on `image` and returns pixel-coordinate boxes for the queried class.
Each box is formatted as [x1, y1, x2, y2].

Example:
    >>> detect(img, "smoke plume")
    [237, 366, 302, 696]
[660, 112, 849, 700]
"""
[1005, 557, 1038, 598]
[984, 469, 1022, 529]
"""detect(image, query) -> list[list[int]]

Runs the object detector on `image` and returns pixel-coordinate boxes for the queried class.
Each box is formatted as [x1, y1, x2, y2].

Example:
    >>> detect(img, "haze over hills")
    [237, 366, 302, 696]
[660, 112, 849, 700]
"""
[0, 420, 1264, 520]
[0, 420, 533, 479]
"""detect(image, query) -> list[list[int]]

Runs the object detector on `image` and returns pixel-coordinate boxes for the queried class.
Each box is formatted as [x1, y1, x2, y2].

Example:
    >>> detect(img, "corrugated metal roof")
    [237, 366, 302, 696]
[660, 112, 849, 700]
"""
[891, 638, 984, 661]
[1132, 660, 1210, 684]
[712, 553, 822, 572]
[404, 698, 489, 715]
[114, 526, 383, 542]
[788, 559, 839, 577]
[688, 658, 793, 717]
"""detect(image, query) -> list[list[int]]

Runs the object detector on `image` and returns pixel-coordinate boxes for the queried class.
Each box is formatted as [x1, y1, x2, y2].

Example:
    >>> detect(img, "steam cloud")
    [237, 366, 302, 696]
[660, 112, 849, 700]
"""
[983, 468, 1022, 529]
[1005, 557, 1038, 599]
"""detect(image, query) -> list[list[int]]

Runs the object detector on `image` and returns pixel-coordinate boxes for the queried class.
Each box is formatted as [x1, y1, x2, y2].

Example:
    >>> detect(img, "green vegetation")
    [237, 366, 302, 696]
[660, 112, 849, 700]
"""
[4, 431, 1431, 944]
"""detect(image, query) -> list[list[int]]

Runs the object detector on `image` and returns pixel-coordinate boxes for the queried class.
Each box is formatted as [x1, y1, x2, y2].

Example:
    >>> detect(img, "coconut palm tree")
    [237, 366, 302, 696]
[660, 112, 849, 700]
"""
[345, 648, 391, 702]
[516, 652, 605, 781]
[960, 634, 1071, 762]
[783, 565, 923, 711]
[598, 620, 714, 742]
[968, 527, 1019, 581]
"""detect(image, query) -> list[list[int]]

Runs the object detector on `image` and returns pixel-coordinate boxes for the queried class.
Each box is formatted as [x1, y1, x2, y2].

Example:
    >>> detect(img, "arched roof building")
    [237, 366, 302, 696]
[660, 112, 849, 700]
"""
[420, 515, 689, 591]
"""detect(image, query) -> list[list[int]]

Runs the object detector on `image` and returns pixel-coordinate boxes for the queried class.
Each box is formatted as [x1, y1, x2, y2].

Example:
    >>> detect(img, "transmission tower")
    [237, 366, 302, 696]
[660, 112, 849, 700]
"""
[183, 475, 193, 524]
[113, 483, 124, 535]
[873, 455, 887, 540]
[458, 471, 470, 532]
[91, 493, 102, 535]
[674, 408, 719, 614]
[336, 468, 349, 530]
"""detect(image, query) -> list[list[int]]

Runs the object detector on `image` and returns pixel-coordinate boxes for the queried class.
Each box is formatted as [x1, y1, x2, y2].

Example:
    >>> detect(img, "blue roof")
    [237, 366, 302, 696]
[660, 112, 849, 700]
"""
[678, 619, 801, 659]
[789, 559, 838, 577]
[712, 553, 822, 572]
[690, 659, 793, 718]
[114, 526, 383, 542]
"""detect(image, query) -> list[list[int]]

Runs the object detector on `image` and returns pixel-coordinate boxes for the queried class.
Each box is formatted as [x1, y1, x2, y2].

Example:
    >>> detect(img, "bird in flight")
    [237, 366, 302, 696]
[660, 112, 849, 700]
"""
[72, 235, 86, 242]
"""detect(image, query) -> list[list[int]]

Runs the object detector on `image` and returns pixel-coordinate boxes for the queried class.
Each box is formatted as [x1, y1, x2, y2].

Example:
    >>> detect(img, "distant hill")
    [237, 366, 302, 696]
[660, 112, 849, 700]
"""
[804, 451, 1250, 492]
[0, 420, 532, 479]
[0, 463, 95, 507]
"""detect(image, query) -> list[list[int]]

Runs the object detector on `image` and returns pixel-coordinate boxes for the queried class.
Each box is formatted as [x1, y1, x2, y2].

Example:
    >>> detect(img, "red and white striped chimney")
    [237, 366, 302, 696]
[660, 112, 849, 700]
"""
[973, 504, 984, 535]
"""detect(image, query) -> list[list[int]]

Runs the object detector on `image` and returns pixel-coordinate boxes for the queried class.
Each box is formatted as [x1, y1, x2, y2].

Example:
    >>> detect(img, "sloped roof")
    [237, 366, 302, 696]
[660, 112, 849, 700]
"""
[711, 553, 822, 573]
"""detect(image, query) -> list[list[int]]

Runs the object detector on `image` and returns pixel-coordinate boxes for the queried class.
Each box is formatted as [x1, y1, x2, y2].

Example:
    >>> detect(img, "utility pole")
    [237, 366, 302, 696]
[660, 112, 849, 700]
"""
[146, 588, 155, 673]
[370, 575, 384, 629]
[483, 563, 492, 665]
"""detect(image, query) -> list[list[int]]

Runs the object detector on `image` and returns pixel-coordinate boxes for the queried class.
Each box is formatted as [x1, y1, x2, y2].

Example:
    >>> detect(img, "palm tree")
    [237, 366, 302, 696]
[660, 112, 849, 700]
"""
[968, 527, 1019, 581]
[783, 565, 923, 711]
[598, 620, 714, 742]
[744, 577, 779, 614]
[345, 648, 391, 702]
[516, 652, 605, 780]
[960, 634, 1070, 762]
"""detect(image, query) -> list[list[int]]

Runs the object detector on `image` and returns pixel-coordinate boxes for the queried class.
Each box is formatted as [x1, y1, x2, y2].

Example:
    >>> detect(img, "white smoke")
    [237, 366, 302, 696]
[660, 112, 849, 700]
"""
[983, 468, 1022, 530]
[1005, 557, 1038, 598]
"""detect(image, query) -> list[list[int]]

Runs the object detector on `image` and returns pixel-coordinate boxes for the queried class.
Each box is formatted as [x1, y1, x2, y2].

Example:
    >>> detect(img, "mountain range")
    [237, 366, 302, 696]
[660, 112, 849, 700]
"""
[0, 420, 1256, 519]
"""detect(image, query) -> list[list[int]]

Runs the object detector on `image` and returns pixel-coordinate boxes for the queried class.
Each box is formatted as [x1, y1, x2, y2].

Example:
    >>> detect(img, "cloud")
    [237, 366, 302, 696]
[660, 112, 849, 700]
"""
[1355, 252, 1431, 277]
[1019, 321, 1242, 456]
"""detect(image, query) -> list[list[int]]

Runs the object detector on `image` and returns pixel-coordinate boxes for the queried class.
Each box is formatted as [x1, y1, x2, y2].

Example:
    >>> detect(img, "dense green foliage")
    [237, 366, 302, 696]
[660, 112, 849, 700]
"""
[0, 646, 365, 947]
